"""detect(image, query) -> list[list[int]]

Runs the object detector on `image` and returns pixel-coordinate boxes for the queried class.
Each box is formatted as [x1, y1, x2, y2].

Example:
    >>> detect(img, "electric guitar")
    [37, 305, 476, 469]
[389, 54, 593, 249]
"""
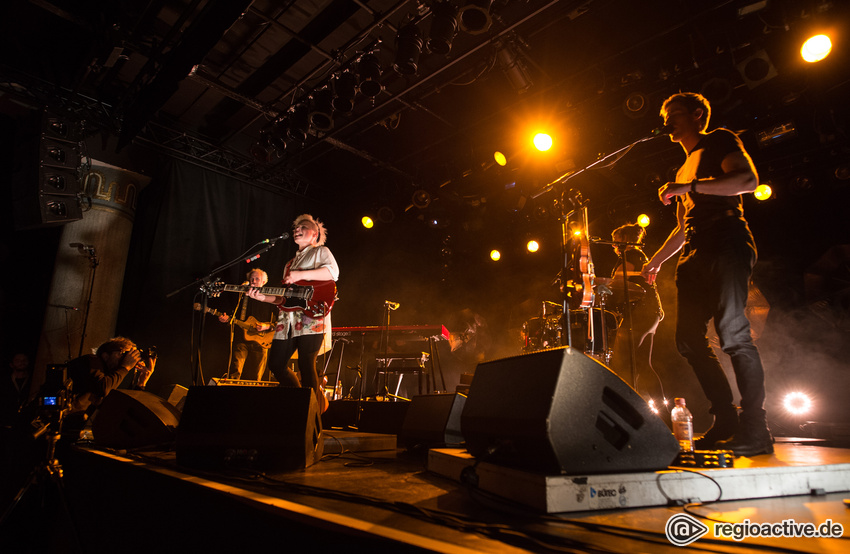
[193, 304, 274, 348]
[205, 279, 337, 318]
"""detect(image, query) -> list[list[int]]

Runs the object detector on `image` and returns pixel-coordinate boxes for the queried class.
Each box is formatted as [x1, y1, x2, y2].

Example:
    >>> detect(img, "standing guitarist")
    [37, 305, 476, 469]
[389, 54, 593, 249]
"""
[220, 268, 276, 381]
[248, 214, 339, 413]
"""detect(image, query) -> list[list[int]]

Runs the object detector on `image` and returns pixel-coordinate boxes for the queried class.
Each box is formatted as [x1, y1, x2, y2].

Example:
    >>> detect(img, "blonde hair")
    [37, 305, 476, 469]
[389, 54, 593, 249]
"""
[293, 214, 327, 246]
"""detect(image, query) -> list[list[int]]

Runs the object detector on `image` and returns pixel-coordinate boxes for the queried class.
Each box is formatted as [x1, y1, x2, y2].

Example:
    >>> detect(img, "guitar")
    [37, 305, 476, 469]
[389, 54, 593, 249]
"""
[193, 303, 274, 348]
[206, 279, 337, 318]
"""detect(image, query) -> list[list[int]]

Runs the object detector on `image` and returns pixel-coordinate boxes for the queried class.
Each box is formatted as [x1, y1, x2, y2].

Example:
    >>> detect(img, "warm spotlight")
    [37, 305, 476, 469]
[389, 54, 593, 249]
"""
[783, 391, 813, 416]
[801, 34, 832, 63]
[526, 240, 539, 253]
[637, 214, 650, 228]
[489, 249, 501, 261]
[361, 216, 374, 229]
[494, 151, 507, 166]
[533, 133, 552, 152]
[754, 183, 773, 201]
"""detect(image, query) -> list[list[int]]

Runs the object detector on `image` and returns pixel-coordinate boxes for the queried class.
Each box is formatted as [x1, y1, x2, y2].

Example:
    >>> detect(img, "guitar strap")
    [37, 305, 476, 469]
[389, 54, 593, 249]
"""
[238, 293, 248, 321]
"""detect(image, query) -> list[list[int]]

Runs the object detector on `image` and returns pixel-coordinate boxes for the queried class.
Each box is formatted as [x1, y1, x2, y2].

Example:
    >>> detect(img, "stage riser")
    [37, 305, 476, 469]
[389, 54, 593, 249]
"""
[428, 446, 850, 513]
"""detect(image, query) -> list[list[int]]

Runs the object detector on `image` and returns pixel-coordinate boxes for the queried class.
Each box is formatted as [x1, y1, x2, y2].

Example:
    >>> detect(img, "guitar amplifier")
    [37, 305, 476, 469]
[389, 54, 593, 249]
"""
[207, 378, 278, 387]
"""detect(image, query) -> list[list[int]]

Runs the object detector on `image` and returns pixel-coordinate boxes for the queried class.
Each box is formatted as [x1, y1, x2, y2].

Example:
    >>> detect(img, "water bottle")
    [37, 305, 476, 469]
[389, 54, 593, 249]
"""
[671, 397, 694, 452]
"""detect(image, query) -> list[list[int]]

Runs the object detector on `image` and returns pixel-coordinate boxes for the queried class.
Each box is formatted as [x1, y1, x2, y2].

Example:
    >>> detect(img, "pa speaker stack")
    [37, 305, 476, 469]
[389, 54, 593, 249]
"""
[461, 347, 679, 474]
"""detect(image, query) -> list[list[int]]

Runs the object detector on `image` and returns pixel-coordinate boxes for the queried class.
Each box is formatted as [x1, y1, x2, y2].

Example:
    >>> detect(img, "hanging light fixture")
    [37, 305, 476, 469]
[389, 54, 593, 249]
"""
[332, 71, 358, 114]
[357, 53, 384, 98]
[427, 2, 458, 56]
[308, 87, 334, 132]
[393, 23, 424, 75]
[458, 0, 493, 35]
[286, 105, 309, 144]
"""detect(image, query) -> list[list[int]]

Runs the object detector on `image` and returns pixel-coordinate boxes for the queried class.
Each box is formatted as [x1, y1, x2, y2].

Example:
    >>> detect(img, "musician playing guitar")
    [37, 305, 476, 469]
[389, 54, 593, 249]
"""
[248, 214, 339, 414]
[218, 268, 277, 381]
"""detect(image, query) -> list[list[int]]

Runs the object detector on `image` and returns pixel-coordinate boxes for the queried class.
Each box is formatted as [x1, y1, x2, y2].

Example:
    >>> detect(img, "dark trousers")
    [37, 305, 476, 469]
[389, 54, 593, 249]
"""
[268, 334, 324, 392]
[227, 341, 268, 381]
[675, 219, 766, 420]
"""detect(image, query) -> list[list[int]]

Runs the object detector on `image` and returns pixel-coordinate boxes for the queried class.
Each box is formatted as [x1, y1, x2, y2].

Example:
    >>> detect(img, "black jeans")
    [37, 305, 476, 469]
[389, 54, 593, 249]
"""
[267, 334, 324, 391]
[675, 219, 766, 420]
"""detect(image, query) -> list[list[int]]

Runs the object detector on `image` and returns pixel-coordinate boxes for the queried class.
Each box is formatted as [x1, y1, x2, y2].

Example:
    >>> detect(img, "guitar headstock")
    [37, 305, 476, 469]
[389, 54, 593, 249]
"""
[200, 279, 225, 297]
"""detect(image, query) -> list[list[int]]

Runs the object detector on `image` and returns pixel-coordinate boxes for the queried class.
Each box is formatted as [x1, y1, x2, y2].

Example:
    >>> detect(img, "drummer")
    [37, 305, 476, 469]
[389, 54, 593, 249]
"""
[603, 223, 664, 394]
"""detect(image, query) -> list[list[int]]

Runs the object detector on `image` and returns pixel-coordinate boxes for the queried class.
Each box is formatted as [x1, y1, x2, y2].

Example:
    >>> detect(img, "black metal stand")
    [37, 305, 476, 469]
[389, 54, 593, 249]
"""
[77, 246, 99, 358]
[1, 424, 83, 552]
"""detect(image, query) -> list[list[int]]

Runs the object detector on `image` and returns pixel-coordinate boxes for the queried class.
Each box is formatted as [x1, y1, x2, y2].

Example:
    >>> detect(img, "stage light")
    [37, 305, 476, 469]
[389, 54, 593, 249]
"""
[308, 88, 334, 131]
[494, 151, 507, 166]
[801, 34, 831, 63]
[754, 183, 772, 201]
[286, 105, 310, 144]
[361, 216, 374, 229]
[489, 249, 501, 261]
[357, 53, 383, 98]
[268, 117, 288, 153]
[458, 0, 493, 35]
[332, 71, 358, 114]
[533, 133, 552, 152]
[783, 391, 813, 416]
[496, 41, 533, 94]
[249, 131, 276, 163]
[637, 214, 650, 228]
[393, 23, 423, 75]
[526, 240, 539, 253]
[377, 206, 395, 223]
[427, 1, 458, 56]
[411, 189, 431, 209]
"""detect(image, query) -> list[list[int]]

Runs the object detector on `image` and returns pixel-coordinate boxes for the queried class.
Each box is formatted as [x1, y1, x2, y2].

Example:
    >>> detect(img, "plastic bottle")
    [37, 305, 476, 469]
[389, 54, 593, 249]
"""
[671, 397, 694, 452]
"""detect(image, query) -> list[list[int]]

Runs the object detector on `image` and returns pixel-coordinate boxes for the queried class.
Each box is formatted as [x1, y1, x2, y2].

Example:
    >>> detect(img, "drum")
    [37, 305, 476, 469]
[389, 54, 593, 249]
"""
[521, 316, 561, 351]
[568, 309, 619, 362]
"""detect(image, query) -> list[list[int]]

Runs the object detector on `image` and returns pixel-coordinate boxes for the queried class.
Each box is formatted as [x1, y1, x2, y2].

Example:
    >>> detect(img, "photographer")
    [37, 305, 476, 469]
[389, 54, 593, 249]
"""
[66, 337, 156, 425]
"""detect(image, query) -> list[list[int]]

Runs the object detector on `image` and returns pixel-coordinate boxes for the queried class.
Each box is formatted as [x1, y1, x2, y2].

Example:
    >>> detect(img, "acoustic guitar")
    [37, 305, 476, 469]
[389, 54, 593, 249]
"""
[193, 303, 274, 348]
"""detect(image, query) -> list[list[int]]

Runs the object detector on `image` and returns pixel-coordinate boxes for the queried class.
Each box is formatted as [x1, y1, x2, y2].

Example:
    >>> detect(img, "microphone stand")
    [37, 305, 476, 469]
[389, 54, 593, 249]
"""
[166, 233, 289, 387]
[532, 130, 667, 355]
[77, 246, 99, 357]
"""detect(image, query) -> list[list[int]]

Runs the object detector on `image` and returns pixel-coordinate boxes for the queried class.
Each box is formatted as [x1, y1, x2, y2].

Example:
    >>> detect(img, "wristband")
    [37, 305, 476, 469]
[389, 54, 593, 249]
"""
[691, 179, 698, 193]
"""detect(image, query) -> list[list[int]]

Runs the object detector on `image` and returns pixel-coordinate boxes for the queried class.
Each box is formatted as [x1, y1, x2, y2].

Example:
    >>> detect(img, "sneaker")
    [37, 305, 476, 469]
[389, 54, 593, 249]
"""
[716, 426, 774, 457]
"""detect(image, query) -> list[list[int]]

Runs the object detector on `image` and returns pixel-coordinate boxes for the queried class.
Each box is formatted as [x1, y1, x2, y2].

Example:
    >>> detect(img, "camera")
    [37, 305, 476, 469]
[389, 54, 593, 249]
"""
[31, 365, 73, 439]
[138, 346, 157, 361]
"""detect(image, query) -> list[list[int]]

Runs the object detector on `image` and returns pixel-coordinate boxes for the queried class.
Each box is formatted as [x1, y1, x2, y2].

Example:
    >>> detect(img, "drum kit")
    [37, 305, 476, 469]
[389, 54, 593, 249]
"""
[521, 266, 646, 366]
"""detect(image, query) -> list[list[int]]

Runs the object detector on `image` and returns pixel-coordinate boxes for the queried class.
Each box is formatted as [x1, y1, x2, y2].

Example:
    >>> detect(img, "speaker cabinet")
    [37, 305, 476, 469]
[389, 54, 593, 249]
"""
[176, 386, 323, 471]
[400, 393, 466, 448]
[93, 390, 181, 448]
[461, 347, 679, 475]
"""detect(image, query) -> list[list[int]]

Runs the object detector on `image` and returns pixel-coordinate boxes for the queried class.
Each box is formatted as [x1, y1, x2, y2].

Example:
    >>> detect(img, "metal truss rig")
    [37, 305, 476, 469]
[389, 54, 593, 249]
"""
[0, 69, 310, 198]
[136, 121, 311, 197]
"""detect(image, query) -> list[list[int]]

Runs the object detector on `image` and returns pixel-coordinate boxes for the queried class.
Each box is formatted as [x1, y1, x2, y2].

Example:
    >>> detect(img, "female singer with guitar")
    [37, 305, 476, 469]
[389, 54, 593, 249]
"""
[248, 214, 339, 413]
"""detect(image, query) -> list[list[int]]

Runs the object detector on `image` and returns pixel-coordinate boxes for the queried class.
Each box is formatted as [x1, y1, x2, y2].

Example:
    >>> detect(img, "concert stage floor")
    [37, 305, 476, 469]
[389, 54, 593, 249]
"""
[4, 433, 848, 553]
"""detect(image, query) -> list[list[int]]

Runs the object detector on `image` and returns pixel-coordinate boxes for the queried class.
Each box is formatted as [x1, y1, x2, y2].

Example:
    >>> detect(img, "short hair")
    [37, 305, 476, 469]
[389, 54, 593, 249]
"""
[661, 92, 711, 131]
[292, 214, 328, 246]
[96, 337, 137, 358]
[611, 223, 645, 245]
[246, 268, 268, 285]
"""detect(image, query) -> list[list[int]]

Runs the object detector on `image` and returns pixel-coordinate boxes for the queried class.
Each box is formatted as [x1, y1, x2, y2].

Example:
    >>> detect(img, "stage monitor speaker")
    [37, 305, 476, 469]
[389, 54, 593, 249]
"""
[400, 393, 466, 449]
[176, 386, 323, 471]
[461, 347, 679, 475]
[93, 390, 181, 449]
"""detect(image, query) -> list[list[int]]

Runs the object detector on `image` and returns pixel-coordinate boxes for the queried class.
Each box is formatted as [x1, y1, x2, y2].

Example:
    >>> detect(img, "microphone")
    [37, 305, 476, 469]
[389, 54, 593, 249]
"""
[384, 300, 400, 310]
[651, 124, 674, 136]
[262, 232, 290, 244]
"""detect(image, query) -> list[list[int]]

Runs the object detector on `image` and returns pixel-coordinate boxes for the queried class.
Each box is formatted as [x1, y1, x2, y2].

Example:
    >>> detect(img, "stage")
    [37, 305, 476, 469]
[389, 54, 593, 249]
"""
[4, 431, 848, 553]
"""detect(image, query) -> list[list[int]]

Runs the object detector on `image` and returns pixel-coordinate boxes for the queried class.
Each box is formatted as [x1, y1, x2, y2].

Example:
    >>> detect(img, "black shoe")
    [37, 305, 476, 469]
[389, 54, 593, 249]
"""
[716, 427, 774, 457]
[694, 409, 738, 450]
